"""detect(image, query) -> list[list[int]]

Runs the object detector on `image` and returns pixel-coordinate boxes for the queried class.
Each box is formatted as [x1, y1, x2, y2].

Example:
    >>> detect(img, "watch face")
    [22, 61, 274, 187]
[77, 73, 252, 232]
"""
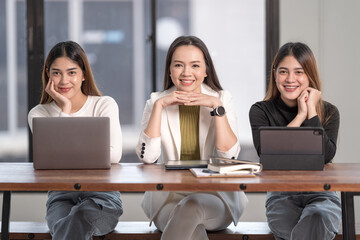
[217, 106, 225, 116]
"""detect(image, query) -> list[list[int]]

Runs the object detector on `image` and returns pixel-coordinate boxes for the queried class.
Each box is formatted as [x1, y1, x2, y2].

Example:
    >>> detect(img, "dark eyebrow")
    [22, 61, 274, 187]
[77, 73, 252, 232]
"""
[173, 60, 201, 64]
[50, 67, 79, 71]
[278, 67, 303, 70]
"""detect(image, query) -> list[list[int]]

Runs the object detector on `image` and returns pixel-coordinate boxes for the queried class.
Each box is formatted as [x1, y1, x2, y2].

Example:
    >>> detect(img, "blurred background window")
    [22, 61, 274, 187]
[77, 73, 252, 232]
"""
[0, 0, 27, 161]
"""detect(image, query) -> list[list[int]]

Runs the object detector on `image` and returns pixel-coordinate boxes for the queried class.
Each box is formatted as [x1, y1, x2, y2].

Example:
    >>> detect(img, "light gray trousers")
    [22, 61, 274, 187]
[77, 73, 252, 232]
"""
[266, 191, 341, 240]
[46, 191, 123, 240]
[153, 192, 233, 240]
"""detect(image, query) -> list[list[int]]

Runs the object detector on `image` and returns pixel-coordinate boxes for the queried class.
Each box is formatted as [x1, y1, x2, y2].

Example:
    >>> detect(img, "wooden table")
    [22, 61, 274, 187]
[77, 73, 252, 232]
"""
[1, 162, 360, 240]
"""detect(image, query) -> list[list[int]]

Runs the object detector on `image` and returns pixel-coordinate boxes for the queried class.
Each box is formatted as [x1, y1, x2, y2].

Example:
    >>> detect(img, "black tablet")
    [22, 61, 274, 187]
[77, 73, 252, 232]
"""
[259, 127, 325, 170]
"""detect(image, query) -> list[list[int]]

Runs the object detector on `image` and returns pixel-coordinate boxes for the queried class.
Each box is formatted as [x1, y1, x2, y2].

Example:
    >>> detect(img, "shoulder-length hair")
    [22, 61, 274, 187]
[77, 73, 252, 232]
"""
[163, 36, 223, 91]
[40, 41, 101, 104]
[265, 42, 325, 123]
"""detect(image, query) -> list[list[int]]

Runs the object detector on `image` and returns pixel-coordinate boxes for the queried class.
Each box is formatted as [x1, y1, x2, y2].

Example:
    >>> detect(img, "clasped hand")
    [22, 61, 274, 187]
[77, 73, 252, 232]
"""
[297, 87, 322, 120]
[157, 91, 221, 109]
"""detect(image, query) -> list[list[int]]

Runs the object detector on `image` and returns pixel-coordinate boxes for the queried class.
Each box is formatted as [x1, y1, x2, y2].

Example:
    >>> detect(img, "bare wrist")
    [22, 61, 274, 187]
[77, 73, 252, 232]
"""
[307, 108, 317, 119]
[62, 106, 71, 114]
[154, 99, 165, 109]
[296, 113, 307, 124]
[308, 112, 317, 119]
[211, 99, 222, 109]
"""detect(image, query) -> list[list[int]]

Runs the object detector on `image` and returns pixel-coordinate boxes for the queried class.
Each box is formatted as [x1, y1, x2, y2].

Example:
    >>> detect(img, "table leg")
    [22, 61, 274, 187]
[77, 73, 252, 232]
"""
[341, 192, 356, 240]
[1, 191, 11, 240]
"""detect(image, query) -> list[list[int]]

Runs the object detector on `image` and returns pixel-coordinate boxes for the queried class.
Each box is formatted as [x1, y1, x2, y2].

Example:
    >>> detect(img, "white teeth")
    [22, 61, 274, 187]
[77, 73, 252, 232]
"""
[285, 86, 297, 89]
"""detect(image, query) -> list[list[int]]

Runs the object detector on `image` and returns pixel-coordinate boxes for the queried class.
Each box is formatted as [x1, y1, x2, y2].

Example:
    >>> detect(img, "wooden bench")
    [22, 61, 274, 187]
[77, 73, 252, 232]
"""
[1, 221, 358, 240]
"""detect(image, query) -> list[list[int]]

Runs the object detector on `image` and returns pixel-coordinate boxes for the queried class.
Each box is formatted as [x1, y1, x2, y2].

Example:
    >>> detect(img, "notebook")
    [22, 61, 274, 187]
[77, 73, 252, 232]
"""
[165, 160, 209, 170]
[259, 127, 325, 170]
[32, 117, 111, 170]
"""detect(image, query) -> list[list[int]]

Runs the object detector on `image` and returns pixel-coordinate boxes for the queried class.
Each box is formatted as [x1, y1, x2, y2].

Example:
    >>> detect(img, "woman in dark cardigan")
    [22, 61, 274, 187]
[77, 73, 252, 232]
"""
[249, 42, 341, 240]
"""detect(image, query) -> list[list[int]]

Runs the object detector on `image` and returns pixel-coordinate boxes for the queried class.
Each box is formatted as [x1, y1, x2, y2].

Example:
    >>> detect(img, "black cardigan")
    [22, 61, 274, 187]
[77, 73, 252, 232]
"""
[249, 97, 340, 164]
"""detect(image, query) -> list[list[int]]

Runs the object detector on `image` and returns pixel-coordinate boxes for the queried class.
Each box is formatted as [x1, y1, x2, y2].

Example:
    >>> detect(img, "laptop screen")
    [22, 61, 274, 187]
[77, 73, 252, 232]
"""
[32, 117, 111, 170]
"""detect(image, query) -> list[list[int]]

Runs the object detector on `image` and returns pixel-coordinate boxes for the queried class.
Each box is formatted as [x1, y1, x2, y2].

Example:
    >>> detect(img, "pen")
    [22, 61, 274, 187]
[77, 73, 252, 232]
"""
[202, 169, 218, 174]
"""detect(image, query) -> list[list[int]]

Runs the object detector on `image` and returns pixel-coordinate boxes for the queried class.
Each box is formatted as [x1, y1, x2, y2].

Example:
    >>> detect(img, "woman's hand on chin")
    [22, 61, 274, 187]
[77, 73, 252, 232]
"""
[297, 89, 309, 119]
[306, 87, 321, 119]
[45, 79, 72, 113]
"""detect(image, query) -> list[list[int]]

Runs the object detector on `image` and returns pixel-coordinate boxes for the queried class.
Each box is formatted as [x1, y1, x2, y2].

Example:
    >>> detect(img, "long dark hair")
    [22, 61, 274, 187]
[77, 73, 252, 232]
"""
[40, 41, 101, 104]
[265, 42, 325, 123]
[163, 36, 222, 91]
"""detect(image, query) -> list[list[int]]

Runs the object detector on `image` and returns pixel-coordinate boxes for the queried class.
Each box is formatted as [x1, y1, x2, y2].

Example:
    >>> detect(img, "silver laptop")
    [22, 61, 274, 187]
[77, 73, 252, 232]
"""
[259, 127, 325, 170]
[32, 117, 111, 170]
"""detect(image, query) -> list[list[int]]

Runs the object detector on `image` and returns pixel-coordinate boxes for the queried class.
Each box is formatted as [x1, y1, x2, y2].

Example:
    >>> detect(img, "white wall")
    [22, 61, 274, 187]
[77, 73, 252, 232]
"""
[190, 0, 266, 144]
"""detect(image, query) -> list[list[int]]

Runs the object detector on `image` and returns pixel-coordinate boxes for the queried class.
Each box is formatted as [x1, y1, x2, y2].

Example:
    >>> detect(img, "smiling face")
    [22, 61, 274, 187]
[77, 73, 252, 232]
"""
[48, 56, 86, 101]
[169, 45, 207, 93]
[275, 55, 310, 107]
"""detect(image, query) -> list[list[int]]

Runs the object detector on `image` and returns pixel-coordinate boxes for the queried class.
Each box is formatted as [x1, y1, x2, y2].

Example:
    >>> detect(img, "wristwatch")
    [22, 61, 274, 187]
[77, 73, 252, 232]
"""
[210, 106, 226, 117]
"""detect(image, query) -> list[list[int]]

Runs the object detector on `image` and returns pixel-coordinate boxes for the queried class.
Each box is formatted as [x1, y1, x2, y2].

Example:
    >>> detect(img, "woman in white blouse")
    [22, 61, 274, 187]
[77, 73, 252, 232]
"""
[28, 41, 123, 240]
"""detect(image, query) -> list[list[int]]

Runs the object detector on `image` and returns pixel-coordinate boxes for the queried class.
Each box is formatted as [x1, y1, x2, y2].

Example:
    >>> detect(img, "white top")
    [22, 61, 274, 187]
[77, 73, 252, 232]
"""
[28, 95, 122, 163]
